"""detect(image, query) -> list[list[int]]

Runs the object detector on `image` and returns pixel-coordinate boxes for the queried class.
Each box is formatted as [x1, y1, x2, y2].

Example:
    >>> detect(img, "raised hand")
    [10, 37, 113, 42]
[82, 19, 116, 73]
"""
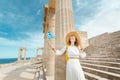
[48, 42, 56, 52]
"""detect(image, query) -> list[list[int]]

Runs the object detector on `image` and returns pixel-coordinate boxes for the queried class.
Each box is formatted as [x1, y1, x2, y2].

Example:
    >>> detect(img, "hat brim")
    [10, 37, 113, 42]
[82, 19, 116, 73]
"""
[66, 32, 81, 45]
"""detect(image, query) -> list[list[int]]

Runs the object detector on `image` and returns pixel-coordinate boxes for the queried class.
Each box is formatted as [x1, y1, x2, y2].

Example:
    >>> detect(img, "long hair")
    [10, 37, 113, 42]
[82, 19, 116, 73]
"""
[68, 35, 82, 47]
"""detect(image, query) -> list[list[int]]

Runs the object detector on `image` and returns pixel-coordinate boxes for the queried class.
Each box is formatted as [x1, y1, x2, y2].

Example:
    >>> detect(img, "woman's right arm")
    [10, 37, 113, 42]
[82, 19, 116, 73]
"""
[55, 46, 66, 55]
[49, 44, 66, 55]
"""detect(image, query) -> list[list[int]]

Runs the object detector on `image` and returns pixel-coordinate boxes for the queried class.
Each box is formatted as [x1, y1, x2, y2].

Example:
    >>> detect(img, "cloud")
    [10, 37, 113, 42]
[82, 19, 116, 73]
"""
[0, 32, 44, 58]
[0, 0, 48, 58]
[73, 0, 101, 29]
[76, 0, 80, 6]
[77, 0, 120, 38]
[0, 31, 8, 35]
[0, 32, 44, 49]
[0, 11, 43, 41]
[0, 12, 35, 29]
[0, 0, 44, 33]
[37, 9, 41, 15]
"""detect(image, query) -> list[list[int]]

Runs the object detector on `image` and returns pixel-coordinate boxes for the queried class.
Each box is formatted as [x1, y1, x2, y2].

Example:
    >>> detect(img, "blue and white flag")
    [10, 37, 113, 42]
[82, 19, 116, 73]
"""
[46, 31, 55, 39]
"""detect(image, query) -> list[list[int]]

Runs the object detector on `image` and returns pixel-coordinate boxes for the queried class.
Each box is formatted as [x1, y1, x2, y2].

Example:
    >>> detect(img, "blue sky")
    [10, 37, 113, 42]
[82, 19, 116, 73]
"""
[0, 0, 120, 58]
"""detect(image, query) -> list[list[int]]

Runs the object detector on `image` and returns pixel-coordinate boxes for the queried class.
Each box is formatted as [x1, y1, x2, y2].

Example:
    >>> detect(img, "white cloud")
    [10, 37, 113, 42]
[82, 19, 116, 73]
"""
[0, 32, 44, 49]
[76, 0, 80, 7]
[0, 31, 8, 35]
[79, 0, 120, 38]
[0, 32, 44, 58]
[37, 9, 41, 15]
[75, 0, 89, 12]
[0, 13, 4, 17]
[0, 12, 35, 29]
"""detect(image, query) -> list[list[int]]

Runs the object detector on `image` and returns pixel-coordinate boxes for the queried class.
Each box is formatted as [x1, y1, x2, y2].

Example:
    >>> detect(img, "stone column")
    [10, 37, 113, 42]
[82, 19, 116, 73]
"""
[46, 8, 55, 80]
[43, 34, 48, 67]
[77, 31, 89, 49]
[43, 5, 49, 70]
[36, 49, 38, 57]
[55, 0, 74, 80]
[24, 49, 26, 62]
[20, 50, 22, 61]
[43, 5, 55, 80]
[18, 50, 21, 61]
[18, 48, 22, 61]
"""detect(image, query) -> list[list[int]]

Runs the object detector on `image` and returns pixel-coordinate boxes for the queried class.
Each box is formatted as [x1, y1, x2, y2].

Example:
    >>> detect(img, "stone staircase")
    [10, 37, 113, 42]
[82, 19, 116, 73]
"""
[80, 58, 120, 80]
[81, 31, 120, 80]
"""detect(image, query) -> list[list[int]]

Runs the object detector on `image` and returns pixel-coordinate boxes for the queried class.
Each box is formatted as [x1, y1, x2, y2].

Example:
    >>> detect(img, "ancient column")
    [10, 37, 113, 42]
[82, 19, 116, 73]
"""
[18, 48, 22, 61]
[24, 49, 26, 62]
[55, 0, 74, 80]
[43, 33, 48, 67]
[77, 31, 89, 49]
[43, 4, 55, 80]
[36, 49, 38, 57]
[20, 49, 22, 61]
[43, 5, 49, 69]
[18, 50, 21, 61]
[46, 8, 55, 80]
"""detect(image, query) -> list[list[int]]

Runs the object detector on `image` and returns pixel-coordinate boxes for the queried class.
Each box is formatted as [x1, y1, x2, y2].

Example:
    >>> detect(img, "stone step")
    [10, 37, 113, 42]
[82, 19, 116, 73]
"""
[81, 62, 120, 74]
[33, 68, 46, 80]
[80, 60, 120, 67]
[83, 58, 120, 62]
[84, 72, 109, 80]
[82, 66, 120, 80]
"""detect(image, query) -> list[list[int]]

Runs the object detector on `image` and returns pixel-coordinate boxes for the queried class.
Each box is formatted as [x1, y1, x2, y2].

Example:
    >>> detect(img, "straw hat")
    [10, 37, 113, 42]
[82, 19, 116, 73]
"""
[66, 31, 81, 46]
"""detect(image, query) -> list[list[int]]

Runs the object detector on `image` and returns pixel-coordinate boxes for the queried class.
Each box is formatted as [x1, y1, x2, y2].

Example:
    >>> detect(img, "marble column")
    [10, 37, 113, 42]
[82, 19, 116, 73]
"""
[46, 8, 55, 80]
[36, 49, 38, 57]
[43, 34, 48, 67]
[18, 50, 21, 61]
[55, 0, 74, 80]
[18, 48, 22, 61]
[24, 49, 26, 62]
[43, 5, 55, 80]
[43, 5, 49, 70]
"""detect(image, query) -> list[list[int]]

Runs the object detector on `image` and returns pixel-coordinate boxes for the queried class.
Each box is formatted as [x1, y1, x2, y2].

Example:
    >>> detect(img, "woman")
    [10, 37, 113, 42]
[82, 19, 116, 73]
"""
[49, 31, 86, 80]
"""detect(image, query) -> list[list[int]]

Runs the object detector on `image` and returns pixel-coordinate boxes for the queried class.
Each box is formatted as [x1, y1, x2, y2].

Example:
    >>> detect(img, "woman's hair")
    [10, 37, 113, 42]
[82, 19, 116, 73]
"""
[68, 35, 80, 46]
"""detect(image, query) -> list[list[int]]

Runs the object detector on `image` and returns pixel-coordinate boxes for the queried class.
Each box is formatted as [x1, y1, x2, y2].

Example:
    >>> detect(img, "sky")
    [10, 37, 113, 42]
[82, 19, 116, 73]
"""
[0, 0, 120, 58]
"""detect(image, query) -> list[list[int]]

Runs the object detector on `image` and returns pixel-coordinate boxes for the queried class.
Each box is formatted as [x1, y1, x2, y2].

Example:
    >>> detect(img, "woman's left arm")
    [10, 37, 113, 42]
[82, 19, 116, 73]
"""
[79, 49, 86, 58]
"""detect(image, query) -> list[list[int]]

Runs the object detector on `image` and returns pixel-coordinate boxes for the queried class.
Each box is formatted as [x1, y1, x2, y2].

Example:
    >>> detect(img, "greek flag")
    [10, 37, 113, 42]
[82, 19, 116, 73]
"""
[46, 31, 55, 39]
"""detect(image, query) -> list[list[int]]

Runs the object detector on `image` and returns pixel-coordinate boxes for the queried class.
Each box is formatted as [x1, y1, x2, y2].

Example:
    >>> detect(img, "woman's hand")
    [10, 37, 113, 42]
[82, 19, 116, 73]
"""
[80, 48, 84, 51]
[48, 42, 56, 52]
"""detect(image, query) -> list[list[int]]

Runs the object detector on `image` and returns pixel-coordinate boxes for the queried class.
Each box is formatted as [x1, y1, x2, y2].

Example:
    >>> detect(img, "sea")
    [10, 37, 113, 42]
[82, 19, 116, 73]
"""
[0, 58, 30, 64]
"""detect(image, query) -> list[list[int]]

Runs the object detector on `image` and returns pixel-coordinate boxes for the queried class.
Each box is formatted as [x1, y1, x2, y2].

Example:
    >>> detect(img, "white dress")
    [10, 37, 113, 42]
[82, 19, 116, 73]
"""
[56, 45, 86, 80]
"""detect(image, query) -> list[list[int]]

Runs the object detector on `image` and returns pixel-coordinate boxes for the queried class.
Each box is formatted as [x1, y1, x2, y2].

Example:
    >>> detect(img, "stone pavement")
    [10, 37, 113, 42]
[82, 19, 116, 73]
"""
[0, 63, 35, 80]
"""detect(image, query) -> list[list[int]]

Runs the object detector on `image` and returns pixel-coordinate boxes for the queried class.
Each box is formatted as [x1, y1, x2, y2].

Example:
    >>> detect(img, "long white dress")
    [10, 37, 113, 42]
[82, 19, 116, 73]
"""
[56, 45, 86, 80]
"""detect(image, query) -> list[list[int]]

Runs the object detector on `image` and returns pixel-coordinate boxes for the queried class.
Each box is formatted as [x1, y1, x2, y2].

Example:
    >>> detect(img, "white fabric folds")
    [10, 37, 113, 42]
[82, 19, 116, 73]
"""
[55, 45, 86, 80]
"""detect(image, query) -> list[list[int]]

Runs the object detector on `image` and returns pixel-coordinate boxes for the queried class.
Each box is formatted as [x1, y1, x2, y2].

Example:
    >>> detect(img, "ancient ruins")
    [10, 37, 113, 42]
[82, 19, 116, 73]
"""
[42, 0, 120, 80]
[42, 0, 89, 80]
[18, 47, 27, 62]
[16, 0, 120, 80]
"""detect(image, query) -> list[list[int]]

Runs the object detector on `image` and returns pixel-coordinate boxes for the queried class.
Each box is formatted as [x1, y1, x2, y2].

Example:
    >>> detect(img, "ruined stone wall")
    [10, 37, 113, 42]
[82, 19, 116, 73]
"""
[77, 31, 89, 49]
[85, 30, 120, 58]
